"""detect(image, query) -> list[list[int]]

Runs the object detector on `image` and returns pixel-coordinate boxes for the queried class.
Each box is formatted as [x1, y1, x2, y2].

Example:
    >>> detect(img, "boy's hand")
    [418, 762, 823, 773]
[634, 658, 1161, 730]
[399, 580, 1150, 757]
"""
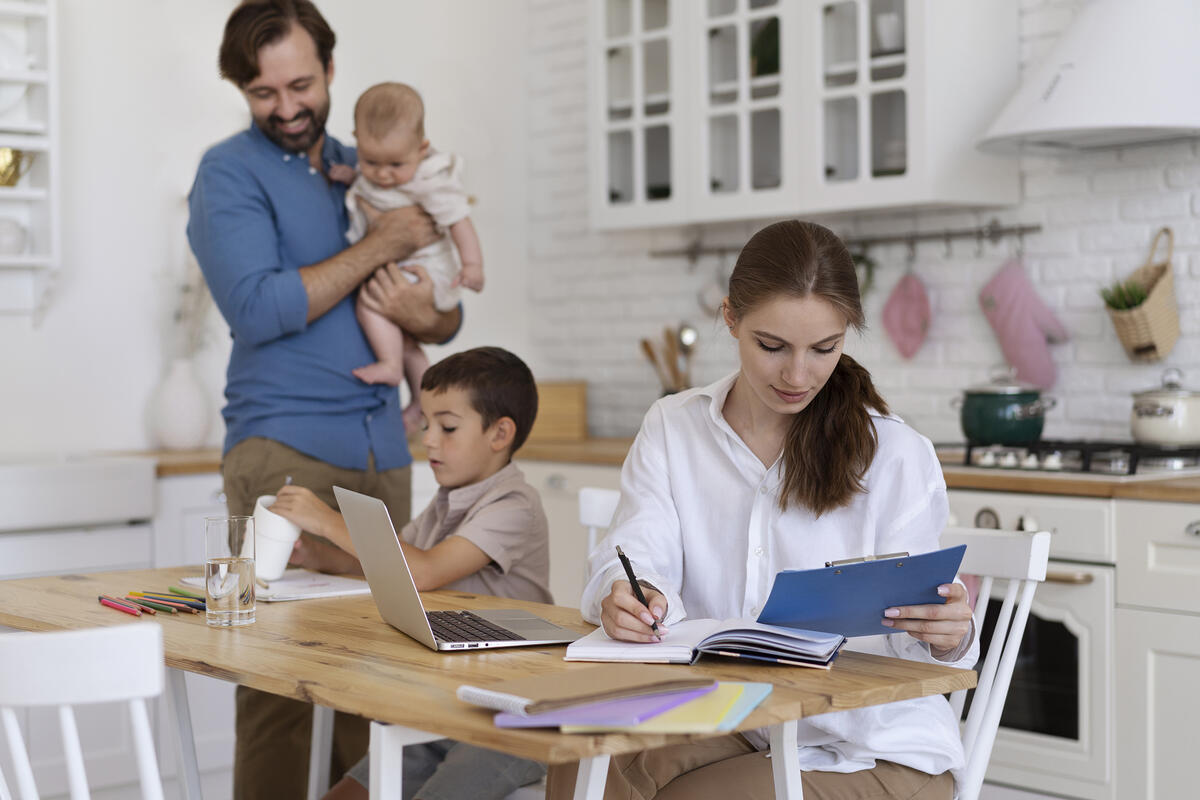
[271, 485, 341, 541]
[600, 580, 668, 643]
[289, 534, 363, 576]
[328, 163, 357, 184]
[454, 262, 485, 292]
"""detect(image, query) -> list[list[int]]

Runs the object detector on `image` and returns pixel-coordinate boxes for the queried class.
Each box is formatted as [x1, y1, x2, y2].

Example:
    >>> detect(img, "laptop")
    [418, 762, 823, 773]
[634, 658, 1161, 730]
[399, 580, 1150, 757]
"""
[334, 486, 581, 651]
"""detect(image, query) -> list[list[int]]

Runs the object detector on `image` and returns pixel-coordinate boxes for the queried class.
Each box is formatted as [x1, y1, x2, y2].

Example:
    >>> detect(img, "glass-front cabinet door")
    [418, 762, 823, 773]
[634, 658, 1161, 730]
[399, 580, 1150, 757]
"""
[812, 0, 911, 198]
[589, 0, 689, 228]
[689, 0, 796, 223]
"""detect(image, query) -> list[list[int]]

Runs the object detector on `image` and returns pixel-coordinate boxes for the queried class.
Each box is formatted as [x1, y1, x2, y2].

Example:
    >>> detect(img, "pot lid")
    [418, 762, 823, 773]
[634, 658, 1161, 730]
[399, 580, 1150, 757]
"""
[1134, 368, 1199, 400]
[966, 368, 1041, 395]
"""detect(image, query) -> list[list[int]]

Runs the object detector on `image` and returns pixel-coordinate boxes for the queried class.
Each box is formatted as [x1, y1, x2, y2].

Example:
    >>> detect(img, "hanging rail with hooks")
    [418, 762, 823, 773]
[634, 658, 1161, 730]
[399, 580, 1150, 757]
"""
[648, 218, 1043, 265]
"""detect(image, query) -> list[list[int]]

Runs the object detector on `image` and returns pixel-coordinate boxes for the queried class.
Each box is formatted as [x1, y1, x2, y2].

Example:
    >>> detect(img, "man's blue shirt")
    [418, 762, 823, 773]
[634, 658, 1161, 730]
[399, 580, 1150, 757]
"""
[187, 123, 412, 471]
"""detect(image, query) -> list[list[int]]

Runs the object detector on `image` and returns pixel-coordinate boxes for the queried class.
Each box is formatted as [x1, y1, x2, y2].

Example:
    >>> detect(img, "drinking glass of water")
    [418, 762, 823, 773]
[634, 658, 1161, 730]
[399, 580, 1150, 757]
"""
[204, 515, 255, 627]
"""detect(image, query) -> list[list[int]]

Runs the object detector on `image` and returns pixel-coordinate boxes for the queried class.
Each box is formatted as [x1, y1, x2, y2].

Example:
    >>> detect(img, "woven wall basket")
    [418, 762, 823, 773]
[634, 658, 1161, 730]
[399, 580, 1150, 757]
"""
[1107, 227, 1180, 363]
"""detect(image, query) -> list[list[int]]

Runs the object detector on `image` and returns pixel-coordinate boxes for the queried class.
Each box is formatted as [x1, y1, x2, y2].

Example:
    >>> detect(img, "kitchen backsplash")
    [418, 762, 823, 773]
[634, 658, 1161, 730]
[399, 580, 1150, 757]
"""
[526, 0, 1200, 443]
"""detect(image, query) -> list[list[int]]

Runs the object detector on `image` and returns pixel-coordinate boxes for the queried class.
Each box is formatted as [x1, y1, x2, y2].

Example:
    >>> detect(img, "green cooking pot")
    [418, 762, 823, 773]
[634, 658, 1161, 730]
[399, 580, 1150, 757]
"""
[953, 374, 1057, 445]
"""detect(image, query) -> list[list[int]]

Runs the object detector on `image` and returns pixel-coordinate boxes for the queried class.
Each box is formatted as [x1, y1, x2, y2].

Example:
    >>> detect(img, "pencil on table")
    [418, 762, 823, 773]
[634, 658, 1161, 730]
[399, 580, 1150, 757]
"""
[125, 596, 178, 613]
[167, 585, 206, 600]
[129, 593, 203, 613]
[109, 595, 157, 615]
[132, 591, 206, 608]
[98, 596, 141, 616]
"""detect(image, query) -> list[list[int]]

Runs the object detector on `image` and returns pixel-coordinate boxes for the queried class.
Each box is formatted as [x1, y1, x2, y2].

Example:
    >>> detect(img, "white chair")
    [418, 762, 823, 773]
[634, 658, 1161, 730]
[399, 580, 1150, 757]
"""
[940, 527, 1050, 800]
[579, 487, 621, 557]
[0, 624, 165, 800]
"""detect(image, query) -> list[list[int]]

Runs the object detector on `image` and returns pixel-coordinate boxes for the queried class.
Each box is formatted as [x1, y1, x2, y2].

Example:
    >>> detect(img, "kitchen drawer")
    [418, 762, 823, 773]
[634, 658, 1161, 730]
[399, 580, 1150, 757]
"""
[947, 489, 1115, 563]
[1114, 499, 1200, 614]
[0, 524, 153, 579]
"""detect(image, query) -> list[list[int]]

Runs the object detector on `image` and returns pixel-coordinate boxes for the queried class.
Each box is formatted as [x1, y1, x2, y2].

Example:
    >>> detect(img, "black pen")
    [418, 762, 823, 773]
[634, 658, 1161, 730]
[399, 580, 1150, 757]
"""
[615, 545, 660, 634]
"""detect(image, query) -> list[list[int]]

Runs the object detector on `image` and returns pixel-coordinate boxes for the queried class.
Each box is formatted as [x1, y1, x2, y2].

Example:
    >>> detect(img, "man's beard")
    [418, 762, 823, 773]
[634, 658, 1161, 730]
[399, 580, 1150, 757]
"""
[259, 97, 330, 153]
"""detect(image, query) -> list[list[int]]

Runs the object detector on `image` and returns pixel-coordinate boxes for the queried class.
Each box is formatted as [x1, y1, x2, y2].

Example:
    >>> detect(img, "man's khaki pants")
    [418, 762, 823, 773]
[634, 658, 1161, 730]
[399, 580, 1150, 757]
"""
[222, 437, 412, 800]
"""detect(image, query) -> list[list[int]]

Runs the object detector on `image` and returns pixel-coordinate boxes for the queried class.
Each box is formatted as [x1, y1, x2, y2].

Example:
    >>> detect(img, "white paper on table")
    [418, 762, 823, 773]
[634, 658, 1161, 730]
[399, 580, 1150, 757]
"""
[181, 569, 371, 602]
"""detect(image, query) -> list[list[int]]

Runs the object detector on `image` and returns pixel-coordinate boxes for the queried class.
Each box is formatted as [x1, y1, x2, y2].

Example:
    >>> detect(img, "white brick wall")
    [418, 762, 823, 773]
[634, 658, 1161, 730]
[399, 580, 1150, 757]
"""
[526, 0, 1200, 444]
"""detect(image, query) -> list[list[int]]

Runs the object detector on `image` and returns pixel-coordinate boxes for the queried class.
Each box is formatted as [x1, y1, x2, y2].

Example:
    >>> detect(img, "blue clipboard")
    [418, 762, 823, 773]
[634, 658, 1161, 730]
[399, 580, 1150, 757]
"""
[756, 545, 967, 638]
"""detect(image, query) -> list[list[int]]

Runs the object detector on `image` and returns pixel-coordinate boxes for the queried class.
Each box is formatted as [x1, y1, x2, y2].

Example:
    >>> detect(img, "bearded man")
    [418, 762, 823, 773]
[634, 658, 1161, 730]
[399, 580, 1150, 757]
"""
[187, 2, 461, 796]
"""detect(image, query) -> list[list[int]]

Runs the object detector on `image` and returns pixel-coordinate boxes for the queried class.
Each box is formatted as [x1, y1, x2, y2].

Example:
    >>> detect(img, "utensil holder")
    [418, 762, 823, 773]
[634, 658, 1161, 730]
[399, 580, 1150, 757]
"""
[1107, 227, 1180, 363]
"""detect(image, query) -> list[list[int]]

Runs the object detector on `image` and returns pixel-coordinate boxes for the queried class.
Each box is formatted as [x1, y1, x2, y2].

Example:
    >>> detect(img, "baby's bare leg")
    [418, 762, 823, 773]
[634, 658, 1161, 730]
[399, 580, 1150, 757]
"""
[401, 334, 431, 433]
[352, 291, 407, 386]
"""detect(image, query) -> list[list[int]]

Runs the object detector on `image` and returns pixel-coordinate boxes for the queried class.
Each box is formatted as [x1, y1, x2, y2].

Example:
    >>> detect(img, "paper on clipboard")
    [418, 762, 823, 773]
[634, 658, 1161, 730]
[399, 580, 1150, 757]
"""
[756, 545, 967, 638]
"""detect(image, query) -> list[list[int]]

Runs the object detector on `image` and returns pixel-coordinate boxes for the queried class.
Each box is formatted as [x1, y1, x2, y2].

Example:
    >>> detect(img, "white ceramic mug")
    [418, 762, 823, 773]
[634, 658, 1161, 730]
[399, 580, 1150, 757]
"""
[252, 495, 302, 581]
[875, 12, 903, 53]
[0, 217, 27, 255]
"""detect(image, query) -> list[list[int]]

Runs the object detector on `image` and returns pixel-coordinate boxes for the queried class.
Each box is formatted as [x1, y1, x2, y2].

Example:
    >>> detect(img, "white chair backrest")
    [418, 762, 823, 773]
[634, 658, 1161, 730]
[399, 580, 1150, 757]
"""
[0, 624, 166, 800]
[578, 487, 621, 555]
[940, 527, 1050, 800]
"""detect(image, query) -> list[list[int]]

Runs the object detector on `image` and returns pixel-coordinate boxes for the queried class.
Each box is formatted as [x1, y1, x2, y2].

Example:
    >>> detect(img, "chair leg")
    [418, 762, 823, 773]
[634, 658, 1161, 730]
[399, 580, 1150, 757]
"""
[165, 669, 203, 800]
[769, 720, 804, 799]
[307, 705, 335, 800]
[368, 721, 441, 799]
[573, 754, 611, 800]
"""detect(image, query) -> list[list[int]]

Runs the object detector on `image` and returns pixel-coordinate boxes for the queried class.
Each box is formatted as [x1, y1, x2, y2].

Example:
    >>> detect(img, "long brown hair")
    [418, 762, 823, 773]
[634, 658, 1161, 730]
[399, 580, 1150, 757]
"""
[726, 220, 889, 516]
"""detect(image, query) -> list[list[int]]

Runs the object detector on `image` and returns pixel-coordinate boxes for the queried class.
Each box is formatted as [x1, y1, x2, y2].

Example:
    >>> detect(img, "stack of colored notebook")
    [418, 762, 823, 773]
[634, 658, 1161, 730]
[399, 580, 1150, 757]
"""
[456, 664, 772, 733]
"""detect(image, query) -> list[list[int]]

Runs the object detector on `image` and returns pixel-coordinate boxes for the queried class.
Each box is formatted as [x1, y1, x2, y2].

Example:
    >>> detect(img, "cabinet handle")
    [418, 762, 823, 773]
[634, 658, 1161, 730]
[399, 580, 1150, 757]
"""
[545, 474, 568, 491]
[1044, 571, 1094, 585]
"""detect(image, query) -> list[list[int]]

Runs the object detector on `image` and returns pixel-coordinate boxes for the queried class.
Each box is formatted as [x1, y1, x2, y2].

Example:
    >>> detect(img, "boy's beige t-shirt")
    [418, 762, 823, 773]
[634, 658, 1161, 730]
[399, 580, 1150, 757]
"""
[400, 462, 553, 604]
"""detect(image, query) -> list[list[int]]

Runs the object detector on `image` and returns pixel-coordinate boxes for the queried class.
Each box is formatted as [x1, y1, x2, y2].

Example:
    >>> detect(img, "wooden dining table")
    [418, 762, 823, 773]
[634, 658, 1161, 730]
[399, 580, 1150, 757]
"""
[0, 567, 975, 799]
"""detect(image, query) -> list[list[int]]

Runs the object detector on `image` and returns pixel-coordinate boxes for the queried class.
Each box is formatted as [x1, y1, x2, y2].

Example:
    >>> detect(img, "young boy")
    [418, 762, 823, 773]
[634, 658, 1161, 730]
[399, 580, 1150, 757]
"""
[271, 346, 549, 800]
[329, 82, 483, 433]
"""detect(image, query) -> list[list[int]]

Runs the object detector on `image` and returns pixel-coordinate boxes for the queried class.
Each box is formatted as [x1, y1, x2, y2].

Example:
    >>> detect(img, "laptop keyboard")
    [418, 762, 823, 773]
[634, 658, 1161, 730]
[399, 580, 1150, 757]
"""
[427, 610, 526, 643]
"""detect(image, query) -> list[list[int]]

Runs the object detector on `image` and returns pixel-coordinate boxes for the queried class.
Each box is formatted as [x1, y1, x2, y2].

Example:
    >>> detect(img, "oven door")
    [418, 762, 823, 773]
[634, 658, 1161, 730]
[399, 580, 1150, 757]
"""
[966, 561, 1114, 800]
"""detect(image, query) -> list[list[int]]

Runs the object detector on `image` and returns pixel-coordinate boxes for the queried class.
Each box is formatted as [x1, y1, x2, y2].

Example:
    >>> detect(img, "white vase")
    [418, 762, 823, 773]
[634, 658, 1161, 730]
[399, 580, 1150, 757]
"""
[149, 357, 211, 450]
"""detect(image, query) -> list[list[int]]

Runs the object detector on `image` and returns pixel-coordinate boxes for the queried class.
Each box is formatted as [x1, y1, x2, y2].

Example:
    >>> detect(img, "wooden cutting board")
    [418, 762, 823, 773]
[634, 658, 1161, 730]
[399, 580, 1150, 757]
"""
[528, 381, 588, 443]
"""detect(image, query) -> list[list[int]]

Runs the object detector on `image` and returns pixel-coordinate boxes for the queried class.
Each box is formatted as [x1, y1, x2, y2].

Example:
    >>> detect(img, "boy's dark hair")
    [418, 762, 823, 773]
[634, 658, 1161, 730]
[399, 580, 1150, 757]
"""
[219, 0, 336, 88]
[421, 347, 539, 454]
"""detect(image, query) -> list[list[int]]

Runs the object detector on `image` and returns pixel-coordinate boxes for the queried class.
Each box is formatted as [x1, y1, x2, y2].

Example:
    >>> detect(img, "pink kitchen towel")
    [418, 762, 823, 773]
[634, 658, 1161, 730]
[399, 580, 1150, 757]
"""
[979, 259, 1069, 389]
[882, 272, 931, 359]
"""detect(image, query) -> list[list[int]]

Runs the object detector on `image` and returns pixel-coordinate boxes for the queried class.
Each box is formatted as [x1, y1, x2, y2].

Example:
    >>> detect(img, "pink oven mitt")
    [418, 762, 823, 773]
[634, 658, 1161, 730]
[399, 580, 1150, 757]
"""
[882, 272, 931, 359]
[979, 259, 1069, 389]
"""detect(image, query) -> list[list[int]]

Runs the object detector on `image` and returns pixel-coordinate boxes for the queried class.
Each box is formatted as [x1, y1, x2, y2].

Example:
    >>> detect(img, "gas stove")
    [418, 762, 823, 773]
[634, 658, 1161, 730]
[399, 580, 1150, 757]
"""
[954, 439, 1200, 478]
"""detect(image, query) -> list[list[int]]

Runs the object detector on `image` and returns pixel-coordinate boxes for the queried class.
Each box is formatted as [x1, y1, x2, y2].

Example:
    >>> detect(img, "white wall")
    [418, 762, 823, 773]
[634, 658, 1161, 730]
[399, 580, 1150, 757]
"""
[525, 0, 1200, 443]
[0, 0, 529, 456]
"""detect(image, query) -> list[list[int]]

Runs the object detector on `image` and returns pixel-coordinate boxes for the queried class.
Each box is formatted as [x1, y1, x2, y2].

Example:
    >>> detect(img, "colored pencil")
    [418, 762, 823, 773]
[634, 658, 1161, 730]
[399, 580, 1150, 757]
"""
[109, 595, 157, 615]
[125, 595, 178, 614]
[121, 596, 170, 614]
[129, 593, 203, 613]
[168, 584, 206, 600]
[99, 596, 141, 616]
[131, 592, 206, 610]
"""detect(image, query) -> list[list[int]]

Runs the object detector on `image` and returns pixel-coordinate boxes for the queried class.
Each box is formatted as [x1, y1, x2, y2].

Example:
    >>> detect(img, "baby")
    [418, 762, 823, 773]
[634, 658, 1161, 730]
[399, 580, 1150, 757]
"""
[331, 82, 482, 430]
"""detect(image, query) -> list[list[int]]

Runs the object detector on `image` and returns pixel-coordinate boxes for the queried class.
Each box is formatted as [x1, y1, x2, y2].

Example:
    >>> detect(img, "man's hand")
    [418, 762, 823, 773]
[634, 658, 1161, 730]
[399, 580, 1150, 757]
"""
[356, 198, 438, 264]
[359, 262, 459, 342]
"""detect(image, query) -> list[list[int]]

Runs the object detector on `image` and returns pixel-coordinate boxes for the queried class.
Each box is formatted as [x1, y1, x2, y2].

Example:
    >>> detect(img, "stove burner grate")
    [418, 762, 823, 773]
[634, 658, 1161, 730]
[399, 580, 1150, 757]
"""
[962, 439, 1200, 475]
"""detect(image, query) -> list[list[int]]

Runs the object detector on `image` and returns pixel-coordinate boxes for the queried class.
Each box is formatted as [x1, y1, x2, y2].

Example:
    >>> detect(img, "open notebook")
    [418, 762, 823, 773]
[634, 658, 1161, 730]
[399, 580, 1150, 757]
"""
[564, 619, 844, 668]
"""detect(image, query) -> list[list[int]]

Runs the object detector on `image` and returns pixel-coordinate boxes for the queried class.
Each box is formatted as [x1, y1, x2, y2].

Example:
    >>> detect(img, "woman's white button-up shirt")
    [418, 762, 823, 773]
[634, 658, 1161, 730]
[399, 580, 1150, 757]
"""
[581, 371, 978, 778]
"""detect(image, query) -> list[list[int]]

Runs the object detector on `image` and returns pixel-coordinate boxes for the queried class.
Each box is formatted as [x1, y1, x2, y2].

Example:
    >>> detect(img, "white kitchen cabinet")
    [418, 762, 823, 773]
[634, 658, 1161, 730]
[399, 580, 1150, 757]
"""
[1114, 607, 1200, 800]
[153, 472, 227, 568]
[515, 460, 623, 608]
[1113, 498, 1200, 616]
[588, 0, 1018, 228]
[0, 0, 58, 317]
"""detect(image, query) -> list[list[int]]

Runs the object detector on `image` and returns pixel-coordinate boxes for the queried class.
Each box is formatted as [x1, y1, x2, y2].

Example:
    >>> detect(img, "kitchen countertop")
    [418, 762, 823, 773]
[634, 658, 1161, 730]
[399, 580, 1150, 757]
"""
[142, 443, 1200, 502]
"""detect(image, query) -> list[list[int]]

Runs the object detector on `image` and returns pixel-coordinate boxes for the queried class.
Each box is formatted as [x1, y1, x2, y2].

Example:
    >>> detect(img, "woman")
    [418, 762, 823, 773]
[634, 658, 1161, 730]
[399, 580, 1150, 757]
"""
[550, 221, 976, 800]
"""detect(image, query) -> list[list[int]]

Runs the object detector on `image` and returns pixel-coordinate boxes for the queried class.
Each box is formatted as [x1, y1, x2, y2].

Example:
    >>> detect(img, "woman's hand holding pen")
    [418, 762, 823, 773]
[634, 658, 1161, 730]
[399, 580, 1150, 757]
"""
[882, 582, 973, 657]
[601, 580, 668, 643]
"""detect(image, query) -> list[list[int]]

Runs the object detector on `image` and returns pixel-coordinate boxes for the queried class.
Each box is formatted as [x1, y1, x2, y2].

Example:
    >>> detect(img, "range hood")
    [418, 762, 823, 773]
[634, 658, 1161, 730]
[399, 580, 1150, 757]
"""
[978, 0, 1200, 153]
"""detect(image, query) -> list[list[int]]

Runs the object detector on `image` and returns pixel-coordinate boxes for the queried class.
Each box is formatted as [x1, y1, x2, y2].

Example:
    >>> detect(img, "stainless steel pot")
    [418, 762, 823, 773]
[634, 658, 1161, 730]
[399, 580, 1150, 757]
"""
[1131, 368, 1200, 446]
